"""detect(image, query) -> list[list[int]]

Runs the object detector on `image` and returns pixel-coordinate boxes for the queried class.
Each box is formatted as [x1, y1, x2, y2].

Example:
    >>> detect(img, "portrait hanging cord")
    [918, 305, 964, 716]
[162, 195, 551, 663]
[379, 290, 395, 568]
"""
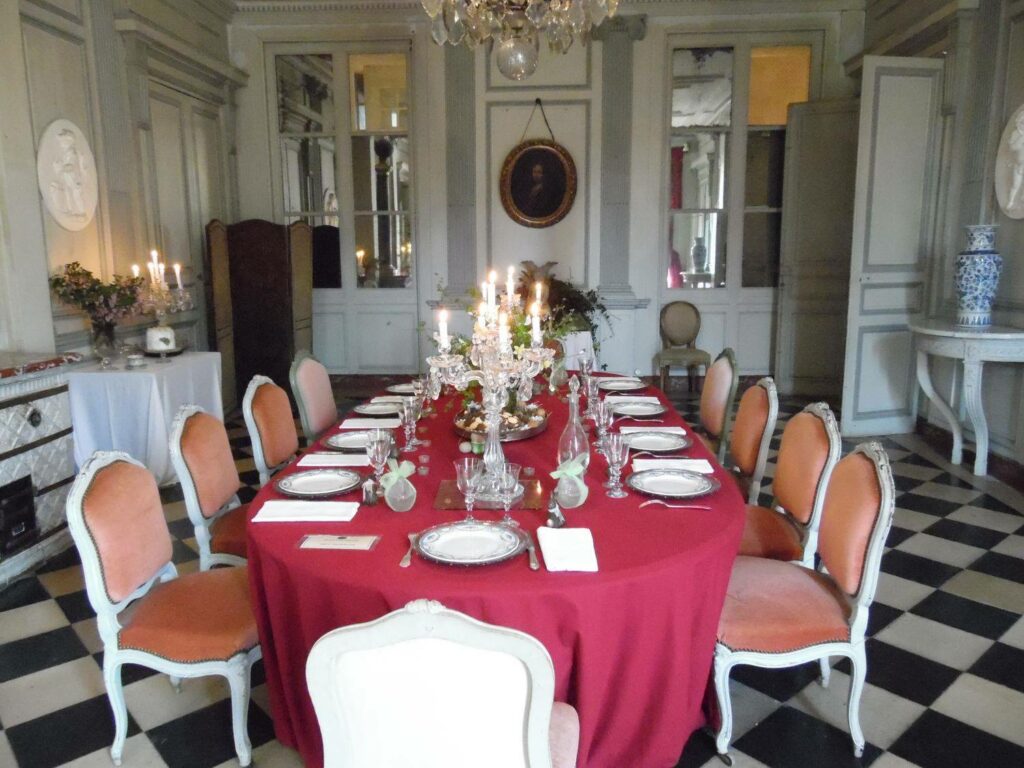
[500, 98, 578, 229]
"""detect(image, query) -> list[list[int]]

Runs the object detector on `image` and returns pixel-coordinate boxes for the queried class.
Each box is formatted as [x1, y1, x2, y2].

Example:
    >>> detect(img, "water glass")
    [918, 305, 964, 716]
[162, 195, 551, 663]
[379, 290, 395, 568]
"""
[584, 375, 601, 420]
[401, 396, 422, 452]
[496, 462, 522, 526]
[605, 433, 629, 499]
[594, 399, 612, 455]
[454, 458, 482, 521]
[366, 429, 392, 486]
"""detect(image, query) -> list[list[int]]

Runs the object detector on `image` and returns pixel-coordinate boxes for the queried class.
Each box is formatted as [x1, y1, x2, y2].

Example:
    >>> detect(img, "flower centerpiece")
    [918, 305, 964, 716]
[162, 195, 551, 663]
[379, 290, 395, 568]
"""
[50, 262, 143, 362]
[518, 260, 610, 344]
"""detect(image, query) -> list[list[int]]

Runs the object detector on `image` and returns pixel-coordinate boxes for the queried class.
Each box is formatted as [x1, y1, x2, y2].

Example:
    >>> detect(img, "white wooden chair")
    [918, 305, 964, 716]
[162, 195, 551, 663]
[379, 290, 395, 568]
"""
[169, 405, 247, 570]
[726, 377, 779, 503]
[306, 599, 580, 768]
[738, 402, 841, 568]
[712, 442, 895, 763]
[66, 451, 262, 766]
[289, 350, 338, 442]
[242, 374, 298, 485]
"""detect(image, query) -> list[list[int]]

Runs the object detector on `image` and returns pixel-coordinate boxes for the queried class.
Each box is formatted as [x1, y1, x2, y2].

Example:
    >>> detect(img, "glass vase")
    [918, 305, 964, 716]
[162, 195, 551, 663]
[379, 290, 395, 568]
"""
[91, 321, 117, 367]
[557, 376, 590, 470]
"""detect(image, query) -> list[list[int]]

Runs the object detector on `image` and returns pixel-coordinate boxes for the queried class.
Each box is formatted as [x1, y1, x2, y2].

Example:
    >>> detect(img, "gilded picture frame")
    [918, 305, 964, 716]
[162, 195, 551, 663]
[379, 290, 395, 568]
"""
[499, 139, 577, 228]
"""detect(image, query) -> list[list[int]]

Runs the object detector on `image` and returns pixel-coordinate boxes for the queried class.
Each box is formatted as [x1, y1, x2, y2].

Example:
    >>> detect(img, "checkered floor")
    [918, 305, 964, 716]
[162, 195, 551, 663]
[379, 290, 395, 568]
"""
[1, 384, 1022, 768]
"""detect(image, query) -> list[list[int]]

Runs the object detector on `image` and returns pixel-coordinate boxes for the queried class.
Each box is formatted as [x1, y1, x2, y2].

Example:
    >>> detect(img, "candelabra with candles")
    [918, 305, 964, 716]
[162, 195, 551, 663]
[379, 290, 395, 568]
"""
[427, 271, 552, 502]
[132, 250, 194, 353]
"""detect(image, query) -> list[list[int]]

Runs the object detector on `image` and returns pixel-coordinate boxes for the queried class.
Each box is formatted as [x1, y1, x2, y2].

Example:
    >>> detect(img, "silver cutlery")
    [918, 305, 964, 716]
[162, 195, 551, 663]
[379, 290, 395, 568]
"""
[614, 416, 665, 424]
[638, 499, 712, 510]
[399, 533, 418, 567]
[630, 450, 687, 459]
[524, 532, 541, 570]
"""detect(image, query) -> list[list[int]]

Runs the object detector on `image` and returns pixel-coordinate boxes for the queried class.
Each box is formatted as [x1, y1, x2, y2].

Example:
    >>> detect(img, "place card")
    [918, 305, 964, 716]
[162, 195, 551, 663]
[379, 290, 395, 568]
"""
[298, 453, 371, 468]
[434, 479, 546, 510]
[536, 527, 598, 572]
[252, 501, 359, 523]
[619, 426, 686, 435]
[299, 534, 379, 550]
[339, 418, 401, 429]
[632, 458, 714, 474]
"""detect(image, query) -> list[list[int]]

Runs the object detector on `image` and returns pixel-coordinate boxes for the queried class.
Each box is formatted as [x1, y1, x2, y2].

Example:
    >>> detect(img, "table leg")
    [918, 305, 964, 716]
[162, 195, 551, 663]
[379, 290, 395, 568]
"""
[915, 350, 963, 466]
[962, 360, 988, 476]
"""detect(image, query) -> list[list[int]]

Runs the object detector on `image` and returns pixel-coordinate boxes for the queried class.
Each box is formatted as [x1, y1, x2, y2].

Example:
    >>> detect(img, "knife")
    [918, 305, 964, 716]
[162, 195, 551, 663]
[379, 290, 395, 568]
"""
[524, 532, 540, 570]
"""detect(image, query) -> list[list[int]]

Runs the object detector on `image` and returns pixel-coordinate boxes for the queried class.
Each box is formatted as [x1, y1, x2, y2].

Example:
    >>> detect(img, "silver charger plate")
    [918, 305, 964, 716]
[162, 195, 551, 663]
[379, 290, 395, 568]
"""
[386, 383, 417, 394]
[623, 431, 691, 452]
[322, 430, 373, 452]
[627, 469, 720, 499]
[598, 377, 646, 392]
[275, 469, 362, 498]
[354, 402, 403, 416]
[609, 401, 667, 417]
[416, 521, 527, 566]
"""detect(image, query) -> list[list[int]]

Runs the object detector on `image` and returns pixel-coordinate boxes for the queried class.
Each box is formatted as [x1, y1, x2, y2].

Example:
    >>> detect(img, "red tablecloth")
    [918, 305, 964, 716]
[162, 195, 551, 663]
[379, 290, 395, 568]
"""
[247, 382, 744, 768]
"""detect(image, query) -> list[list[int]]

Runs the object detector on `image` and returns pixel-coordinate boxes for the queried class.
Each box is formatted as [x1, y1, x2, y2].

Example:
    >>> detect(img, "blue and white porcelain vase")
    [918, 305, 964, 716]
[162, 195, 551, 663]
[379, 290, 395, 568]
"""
[690, 237, 709, 273]
[954, 225, 1002, 327]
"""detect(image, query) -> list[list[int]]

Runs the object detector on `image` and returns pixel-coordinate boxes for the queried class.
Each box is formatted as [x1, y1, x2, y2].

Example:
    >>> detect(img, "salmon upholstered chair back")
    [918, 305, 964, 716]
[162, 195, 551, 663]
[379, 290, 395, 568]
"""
[699, 349, 739, 462]
[772, 403, 840, 528]
[243, 375, 299, 484]
[68, 453, 173, 608]
[290, 351, 337, 442]
[173, 407, 242, 518]
[818, 444, 895, 604]
[660, 302, 702, 348]
[728, 378, 778, 503]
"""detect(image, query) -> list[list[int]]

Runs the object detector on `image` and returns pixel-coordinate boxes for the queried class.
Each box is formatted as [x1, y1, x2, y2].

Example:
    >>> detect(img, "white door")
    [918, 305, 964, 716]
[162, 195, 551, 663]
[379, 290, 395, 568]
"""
[775, 100, 859, 398]
[841, 57, 943, 436]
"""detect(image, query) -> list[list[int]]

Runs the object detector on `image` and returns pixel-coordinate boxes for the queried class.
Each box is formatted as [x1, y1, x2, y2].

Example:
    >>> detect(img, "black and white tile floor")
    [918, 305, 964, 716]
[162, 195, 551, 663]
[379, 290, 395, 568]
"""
[1, 388, 1022, 768]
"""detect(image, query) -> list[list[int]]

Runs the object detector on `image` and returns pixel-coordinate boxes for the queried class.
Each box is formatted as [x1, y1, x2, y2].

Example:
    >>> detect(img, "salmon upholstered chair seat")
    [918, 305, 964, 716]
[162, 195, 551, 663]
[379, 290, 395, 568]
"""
[118, 566, 259, 663]
[210, 504, 249, 558]
[739, 505, 803, 561]
[718, 555, 851, 654]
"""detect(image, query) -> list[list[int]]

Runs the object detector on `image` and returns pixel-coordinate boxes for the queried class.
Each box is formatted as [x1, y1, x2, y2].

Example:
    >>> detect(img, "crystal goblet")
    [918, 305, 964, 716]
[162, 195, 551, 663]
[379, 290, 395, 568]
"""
[605, 433, 629, 499]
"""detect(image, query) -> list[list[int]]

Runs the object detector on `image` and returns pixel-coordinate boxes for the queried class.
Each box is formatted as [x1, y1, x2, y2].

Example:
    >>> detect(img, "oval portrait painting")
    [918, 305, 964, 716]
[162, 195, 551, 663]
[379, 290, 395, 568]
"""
[36, 118, 98, 232]
[500, 140, 577, 228]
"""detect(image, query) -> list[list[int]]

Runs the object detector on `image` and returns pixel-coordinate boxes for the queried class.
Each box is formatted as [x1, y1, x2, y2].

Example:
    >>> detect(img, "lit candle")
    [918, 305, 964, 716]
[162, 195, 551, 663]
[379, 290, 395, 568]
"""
[173, 263, 182, 288]
[535, 281, 542, 306]
[506, 265, 515, 302]
[498, 311, 509, 350]
[531, 302, 542, 346]
[159, 262, 167, 287]
[131, 264, 140, 279]
[438, 308, 449, 349]
[477, 301, 487, 330]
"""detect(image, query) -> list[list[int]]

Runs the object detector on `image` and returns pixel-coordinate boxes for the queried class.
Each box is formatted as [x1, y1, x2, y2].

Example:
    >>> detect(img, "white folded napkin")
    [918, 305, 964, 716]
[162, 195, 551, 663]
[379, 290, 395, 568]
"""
[339, 418, 401, 429]
[252, 501, 359, 523]
[298, 453, 370, 468]
[371, 396, 405, 403]
[632, 458, 714, 474]
[619, 426, 686, 435]
[536, 527, 599, 572]
[604, 395, 662, 404]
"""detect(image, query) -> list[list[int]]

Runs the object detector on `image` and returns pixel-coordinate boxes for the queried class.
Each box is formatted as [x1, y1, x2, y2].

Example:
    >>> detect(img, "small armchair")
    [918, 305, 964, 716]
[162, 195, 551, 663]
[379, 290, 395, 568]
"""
[654, 301, 712, 392]
[289, 350, 338, 443]
[712, 442, 896, 762]
[169, 405, 248, 570]
[242, 375, 299, 485]
[66, 451, 262, 766]
[696, 348, 739, 464]
[306, 599, 580, 768]
[727, 378, 779, 504]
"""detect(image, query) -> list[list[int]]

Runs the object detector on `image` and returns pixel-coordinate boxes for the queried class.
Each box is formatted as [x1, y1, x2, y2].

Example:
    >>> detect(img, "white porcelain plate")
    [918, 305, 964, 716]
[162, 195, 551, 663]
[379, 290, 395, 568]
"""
[416, 521, 526, 566]
[623, 431, 691, 452]
[354, 402, 402, 416]
[323, 430, 373, 452]
[627, 469, 720, 499]
[275, 469, 362, 498]
[598, 377, 646, 392]
[610, 402, 667, 417]
[386, 383, 417, 394]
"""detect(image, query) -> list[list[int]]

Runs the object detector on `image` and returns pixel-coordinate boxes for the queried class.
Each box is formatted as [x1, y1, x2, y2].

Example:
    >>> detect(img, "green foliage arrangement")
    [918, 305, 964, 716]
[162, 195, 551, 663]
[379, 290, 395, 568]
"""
[49, 262, 143, 327]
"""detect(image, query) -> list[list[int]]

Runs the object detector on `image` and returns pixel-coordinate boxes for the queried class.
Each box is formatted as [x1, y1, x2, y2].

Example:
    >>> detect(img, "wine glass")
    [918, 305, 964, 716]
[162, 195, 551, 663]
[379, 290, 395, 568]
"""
[400, 396, 422, 452]
[594, 399, 612, 455]
[584, 375, 601, 420]
[366, 429, 392, 490]
[496, 462, 522, 526]
[578, 351, 594, 381]
[454, 458, 482, 522]
[605, 433, 630, 499]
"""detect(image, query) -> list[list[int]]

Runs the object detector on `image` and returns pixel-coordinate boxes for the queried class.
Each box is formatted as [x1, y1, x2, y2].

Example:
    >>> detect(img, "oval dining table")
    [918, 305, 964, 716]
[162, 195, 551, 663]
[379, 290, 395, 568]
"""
[246, 380, 745, 768]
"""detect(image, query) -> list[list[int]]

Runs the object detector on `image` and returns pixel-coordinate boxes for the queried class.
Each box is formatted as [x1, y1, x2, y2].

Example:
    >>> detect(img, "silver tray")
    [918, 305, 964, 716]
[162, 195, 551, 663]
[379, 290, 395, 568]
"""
[453, 410, 548, 443]
[415, 521, 527, 566]
[609, 401, 667, 418]
[622, 431, 691, 453]
[322, 430, 374, 452]
[626, 469, 720, 499]
[354, 402, 403, 416]
[275, 469, 362, 498]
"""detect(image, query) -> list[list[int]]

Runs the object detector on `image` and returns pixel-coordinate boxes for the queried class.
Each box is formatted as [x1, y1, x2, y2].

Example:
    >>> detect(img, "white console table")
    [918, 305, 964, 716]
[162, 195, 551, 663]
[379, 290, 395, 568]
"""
[911, 321, 1024, 476]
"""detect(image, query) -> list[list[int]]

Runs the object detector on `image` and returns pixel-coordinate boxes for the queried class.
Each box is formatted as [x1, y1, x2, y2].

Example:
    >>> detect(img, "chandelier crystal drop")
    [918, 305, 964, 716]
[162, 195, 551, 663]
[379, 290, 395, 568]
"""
[421, 0, 618, 80]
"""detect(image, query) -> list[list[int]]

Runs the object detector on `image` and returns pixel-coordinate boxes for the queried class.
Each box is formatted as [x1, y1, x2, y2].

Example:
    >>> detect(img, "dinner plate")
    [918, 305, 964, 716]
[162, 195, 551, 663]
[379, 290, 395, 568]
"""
[354, 402, 403, 416]
[609, 401, 667, 418]
[275, 469, 362, 498]
[322, 430, 373, 452]
[622, 431, 691, 453]
[598, 377, 646, 392]
[386, 382, 417, 394]
[627, 469, 720, 499]
[416, 521, 527, 566]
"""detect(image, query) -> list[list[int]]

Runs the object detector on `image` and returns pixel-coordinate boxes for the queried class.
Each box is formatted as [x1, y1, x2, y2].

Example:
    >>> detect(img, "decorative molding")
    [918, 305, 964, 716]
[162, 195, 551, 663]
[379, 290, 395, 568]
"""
[592, 14, 648, 42]
[114, 18, 248, 87]
[235, 0, 419, 11]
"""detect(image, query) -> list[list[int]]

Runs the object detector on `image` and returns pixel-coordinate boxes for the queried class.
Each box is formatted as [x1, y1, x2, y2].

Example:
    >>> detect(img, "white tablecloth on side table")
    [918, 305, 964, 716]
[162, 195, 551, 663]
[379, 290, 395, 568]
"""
[68, 352, 223, 485]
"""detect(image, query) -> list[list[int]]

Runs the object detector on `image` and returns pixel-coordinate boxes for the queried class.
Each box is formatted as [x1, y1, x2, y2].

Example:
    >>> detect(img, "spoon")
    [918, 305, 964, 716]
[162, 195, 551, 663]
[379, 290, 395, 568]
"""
[638, 499, 712, 510]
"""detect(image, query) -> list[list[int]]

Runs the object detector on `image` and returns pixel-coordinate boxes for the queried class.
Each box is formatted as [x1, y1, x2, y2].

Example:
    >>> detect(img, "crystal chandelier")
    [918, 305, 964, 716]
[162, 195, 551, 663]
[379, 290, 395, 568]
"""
[421, 0, 620, 81]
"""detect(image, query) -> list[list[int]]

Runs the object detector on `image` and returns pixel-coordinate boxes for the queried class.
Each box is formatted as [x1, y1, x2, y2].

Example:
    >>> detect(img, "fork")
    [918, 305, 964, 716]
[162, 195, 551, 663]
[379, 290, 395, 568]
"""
[630, 450, 687, 459]
[614, 416, 665, 424]
[638, 499, 712, 510]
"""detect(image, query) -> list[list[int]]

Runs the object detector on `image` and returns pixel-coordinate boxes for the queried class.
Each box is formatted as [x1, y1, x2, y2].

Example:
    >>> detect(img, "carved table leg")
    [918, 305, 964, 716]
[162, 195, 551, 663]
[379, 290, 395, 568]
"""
[962, 360, 988, 476]
[916, 350, 963, 466]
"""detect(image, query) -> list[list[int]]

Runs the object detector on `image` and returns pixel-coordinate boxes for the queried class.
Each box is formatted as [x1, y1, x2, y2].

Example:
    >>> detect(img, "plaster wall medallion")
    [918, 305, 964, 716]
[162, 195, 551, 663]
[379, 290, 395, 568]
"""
[995, 103, 1024, 219]
[35, 119, 98, 232]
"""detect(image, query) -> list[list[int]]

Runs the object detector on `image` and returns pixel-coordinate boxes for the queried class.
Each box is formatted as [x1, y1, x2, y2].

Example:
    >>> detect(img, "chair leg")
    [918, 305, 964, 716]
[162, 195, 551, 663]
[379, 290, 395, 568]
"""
[819, 656, 831, 688]
[103, 656, 128, 766]
[712, 652, 735, 764]
[226, 656, 254, 767]
[847, 644, 867, 757]
[688, 366, 696, 393]
[169, 675, 183, 692]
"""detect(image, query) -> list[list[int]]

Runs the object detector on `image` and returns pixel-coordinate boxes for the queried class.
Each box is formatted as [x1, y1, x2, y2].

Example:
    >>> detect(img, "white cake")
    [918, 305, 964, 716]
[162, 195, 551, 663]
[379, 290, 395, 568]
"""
[146, 325, 176, 352]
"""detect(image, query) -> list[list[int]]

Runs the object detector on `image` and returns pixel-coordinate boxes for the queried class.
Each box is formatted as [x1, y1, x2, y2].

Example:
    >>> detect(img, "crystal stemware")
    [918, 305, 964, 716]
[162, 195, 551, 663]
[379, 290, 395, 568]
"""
[496, 462, 522, 526]
[366, 429, 392, 490]
[584, 375, 601, 420]
[400, 396, 423, 452]
[605, 433, 629, 499]
[594, 399, 612, 456]
[454, 457, 482, 521]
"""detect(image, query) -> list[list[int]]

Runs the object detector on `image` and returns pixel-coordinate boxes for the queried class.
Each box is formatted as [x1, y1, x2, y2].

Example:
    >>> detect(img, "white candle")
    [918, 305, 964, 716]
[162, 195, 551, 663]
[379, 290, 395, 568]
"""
[131, 264, 140, 279]
[146, 262, 156, 284]
[438, 308, 449, 349]
[531, 302, 541, 345]
[535, 281, 542, 305]
[506, 266, 515, 302]
[477, 301, 487, 330]
[498, 311, 509, 350]
[173, 263, 182, 288]
[159, 262, 167, 287]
